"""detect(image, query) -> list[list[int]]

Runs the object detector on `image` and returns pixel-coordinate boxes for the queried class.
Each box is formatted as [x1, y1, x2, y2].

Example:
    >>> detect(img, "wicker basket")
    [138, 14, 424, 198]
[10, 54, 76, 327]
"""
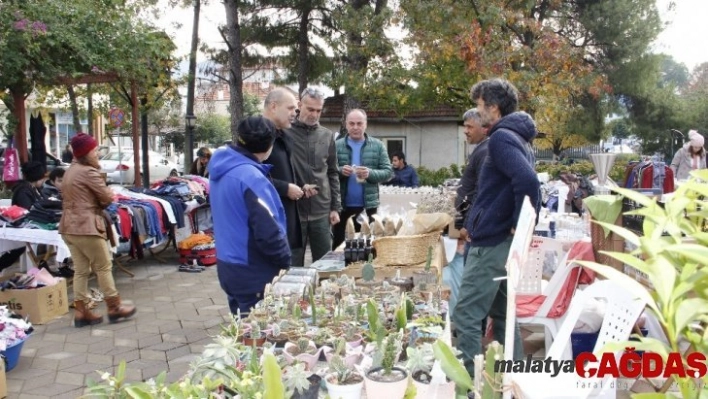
[590, 215, 624, 271]
[372, 232, 441, 266]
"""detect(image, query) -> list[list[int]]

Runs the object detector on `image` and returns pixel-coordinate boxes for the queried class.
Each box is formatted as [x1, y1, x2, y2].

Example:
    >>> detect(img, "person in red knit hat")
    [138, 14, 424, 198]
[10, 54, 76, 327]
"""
[60, 133, 137, 327]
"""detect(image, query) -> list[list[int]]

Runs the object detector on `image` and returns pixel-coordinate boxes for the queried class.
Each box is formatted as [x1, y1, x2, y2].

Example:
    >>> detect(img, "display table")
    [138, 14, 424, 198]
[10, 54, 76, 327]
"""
[0, 226, 71, 267]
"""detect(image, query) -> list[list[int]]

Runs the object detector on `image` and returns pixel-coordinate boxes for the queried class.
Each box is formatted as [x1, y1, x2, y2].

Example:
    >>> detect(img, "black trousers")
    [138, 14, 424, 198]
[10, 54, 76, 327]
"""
[332, 207, 377, 250]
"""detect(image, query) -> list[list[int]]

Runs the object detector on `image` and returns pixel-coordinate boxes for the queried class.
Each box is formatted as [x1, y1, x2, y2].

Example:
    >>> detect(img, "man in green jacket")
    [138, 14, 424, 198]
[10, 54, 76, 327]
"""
[288, 88, 342, 266]
[332, 109, 393, 250]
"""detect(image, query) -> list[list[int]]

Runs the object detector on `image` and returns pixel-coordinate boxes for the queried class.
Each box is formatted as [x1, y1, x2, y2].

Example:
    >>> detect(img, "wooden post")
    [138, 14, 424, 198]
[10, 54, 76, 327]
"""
[131, 82, 141, 187]
[11, 88, 28, 163]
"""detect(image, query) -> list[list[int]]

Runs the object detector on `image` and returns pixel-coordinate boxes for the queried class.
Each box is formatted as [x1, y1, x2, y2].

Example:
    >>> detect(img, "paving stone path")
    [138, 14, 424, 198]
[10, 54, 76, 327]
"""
[7, 252, 229, 399]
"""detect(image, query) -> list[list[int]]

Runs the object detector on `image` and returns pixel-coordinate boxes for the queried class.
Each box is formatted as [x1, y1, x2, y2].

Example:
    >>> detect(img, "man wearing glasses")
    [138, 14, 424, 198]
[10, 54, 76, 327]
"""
[288, 88, 341, 266]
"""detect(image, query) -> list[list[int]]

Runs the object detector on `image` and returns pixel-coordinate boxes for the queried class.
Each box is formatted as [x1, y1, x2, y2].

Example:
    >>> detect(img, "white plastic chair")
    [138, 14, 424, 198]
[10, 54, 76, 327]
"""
[517, 236, 566, 294]
[517, 244, 580, 359]
[509, 280, 648, 399]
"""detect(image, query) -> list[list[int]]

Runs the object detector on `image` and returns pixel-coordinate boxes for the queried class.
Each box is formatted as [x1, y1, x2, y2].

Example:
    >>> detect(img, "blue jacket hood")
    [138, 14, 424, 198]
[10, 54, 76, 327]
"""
[490, 112, 537, 143]
[209, 146, 272, 181]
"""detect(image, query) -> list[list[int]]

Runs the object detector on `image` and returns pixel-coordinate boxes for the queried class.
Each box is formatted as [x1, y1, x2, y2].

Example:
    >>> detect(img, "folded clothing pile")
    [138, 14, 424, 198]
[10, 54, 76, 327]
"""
[26, 199, 63, 225]
[0, 205, 29, 225]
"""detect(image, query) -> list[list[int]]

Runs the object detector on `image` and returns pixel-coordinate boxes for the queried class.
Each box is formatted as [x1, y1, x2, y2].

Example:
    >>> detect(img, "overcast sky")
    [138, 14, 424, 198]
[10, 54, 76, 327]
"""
[154, 0, 708, 75]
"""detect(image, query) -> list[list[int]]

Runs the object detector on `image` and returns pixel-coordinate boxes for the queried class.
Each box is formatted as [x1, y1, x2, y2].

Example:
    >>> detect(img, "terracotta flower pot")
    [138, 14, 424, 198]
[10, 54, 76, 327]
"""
[242, 332, 266, 347]
[364, 367, 408, 399]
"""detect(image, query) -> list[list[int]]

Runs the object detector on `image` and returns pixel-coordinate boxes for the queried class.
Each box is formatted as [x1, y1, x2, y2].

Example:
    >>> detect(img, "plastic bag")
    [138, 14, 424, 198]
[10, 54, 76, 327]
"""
[3, 146, 20, 182]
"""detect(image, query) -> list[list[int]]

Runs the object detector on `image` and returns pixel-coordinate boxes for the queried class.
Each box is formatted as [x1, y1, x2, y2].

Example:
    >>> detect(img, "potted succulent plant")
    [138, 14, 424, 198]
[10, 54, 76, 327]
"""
[283, 337, 320, 371]
[242, 321, 266, 347]
[325, 354, 365, 399]
[266, 322, 288, 347]
[412, 246, 438, 289]
[325, 337, 362, 369]
[284, 361, 321, 399]
[364, 331, 408, 399]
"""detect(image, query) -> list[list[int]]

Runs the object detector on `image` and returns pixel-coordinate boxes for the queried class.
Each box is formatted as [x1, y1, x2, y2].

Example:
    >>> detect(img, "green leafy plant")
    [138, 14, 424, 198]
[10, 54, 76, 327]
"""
[578, 173, 708, 399]
[424, 246, 433, 273]
[308, 284, 317, 326]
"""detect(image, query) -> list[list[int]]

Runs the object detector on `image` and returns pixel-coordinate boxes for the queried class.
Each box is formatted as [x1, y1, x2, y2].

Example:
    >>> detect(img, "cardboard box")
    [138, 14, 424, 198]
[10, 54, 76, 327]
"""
[0, 277, 68, 324]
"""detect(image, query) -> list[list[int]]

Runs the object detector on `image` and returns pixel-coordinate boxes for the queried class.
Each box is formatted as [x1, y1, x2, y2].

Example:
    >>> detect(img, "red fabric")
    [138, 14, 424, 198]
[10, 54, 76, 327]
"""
[141, 199, 166, 233]
[516, 241, 596, 319]
[117, 208, 132, 239]
[639, 165, 675, 194]
[2, 148, 20, 182]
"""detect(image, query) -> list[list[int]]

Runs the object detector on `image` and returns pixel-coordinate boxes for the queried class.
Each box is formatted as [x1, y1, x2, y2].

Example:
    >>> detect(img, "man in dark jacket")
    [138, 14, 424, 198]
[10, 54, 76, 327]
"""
[333, 109, 393, 249]
[210, 116, 290, 316]
[455, 108, 489, 232]
[288, 88, 341, 266]
[262, 88, 304, 263]
[386, 151, 419, 188]
[454, 79, 541, 377]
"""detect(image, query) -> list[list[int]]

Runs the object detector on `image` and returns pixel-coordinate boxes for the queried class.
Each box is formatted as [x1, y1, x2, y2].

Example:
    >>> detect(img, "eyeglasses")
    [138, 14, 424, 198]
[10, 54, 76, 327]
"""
[300, 87, 325, 100]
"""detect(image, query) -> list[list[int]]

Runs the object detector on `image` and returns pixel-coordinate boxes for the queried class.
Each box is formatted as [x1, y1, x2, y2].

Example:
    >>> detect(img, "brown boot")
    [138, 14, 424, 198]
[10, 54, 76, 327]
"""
[105, 295, 136, 323]
[74, 300, 103, 327]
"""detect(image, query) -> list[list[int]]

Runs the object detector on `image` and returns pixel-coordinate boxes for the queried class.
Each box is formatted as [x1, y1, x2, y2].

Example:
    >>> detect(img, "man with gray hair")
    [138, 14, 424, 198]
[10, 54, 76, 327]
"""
[262, 87, 304, 264]
[288, 88, 342, 266]
[445, 108, 490, 318]
[455, 108, 490, 232]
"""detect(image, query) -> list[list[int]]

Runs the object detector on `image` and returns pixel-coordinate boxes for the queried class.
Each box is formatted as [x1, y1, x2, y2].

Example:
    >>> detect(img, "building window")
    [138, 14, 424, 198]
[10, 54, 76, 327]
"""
[380, 138, 405, 158]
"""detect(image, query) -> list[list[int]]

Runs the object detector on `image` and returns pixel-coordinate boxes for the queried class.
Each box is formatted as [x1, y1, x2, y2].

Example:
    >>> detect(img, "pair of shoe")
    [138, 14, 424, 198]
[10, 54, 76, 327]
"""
[178, 263, 205, 273]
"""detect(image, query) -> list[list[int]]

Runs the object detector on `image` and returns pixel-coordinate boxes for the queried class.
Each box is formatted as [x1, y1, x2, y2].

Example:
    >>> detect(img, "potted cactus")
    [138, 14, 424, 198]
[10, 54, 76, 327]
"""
[325, 354, 364, 399]
[266, 322, 288, 347]
[364, 331, 408, 399]
[325, 336, 362, 368]
[242, 320, 266, 347]
[413, 246, 438, 288]
[283, 337, 320, 371]
[358, 255, 380, 290]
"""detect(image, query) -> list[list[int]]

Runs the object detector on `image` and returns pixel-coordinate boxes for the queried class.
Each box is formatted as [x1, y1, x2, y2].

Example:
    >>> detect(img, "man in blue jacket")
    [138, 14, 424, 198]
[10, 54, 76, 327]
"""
[386, 151, 419, 188]
[454, 78, 541, 377]
[209, 116, 291, 316]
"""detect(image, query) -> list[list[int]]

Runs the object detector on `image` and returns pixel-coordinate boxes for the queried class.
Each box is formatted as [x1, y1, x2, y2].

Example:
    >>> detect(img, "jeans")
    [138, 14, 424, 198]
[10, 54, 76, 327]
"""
[292, 216, 333, 266]
[63, 234, 119, 304]
[442, 252, 464, 318]
[453, 237, 524, 377]
[332, 207, 377, 250]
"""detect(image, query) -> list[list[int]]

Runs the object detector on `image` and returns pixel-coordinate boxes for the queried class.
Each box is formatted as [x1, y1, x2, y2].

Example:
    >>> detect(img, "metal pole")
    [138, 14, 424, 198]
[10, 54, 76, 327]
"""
[184, 0, 200, 174]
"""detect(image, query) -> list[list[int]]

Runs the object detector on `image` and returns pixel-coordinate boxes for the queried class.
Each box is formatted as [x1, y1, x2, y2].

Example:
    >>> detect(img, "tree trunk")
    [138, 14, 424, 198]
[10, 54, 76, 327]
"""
[87, 83, 94, 135]
[296, 6, 312, 94]
[224, 0, 245, 141]
[66, 85, 82, 134]
[141, 97, 150, 187]
[185, 0, 201, 173]
[11, 87, 28, 163]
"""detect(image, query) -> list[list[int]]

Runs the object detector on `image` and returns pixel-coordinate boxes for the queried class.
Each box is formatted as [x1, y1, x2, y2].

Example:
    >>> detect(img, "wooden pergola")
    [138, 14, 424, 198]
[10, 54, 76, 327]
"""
[12, 72, 145, 186]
